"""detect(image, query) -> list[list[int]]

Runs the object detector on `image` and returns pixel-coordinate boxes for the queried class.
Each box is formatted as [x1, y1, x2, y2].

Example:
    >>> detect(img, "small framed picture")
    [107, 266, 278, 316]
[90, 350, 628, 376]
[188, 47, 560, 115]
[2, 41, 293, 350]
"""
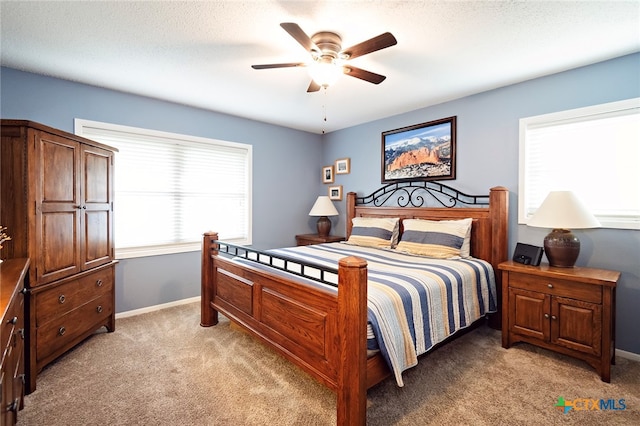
[335, 158, 351, 175]
[322, 165, 334, 184]
[328, 185, 342, 201]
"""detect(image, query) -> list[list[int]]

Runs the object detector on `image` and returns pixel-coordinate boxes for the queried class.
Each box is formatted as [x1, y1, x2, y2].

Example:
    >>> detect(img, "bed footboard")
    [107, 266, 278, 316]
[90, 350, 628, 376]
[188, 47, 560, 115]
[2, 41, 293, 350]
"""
[201, 232, 368, 426]
[200, 184, 508, 426]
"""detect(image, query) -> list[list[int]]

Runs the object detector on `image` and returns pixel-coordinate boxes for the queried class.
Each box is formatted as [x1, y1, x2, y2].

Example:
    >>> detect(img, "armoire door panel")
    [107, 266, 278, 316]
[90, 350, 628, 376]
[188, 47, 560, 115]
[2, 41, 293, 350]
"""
[39, 135, 78, 204]
[38, 211, 81, 283]
[81, 145, 113, 270]
[84, 210, 111, 267]
[83, 148, 110, 203]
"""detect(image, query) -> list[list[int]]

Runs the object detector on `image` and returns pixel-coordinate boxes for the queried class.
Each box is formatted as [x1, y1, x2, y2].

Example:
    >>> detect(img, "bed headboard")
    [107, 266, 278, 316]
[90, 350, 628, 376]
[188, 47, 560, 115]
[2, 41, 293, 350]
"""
[346, 182, 509, 272]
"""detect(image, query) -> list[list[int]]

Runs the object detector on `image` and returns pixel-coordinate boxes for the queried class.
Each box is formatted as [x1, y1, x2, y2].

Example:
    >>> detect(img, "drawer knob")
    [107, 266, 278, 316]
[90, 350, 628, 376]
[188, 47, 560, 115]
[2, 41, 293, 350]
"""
[544, 313, 550, 319]
[58, 294, 66, 304]
[21, 287, 28, 295]
[58, 326, 66, 336]
[8, 316, 18, 325]
[96, 279, 103, 287]
[18, 328, 25, 339]
[547, 283, 553, 289]
[551, 315, 557, 320]
[96, 305, 103, 314]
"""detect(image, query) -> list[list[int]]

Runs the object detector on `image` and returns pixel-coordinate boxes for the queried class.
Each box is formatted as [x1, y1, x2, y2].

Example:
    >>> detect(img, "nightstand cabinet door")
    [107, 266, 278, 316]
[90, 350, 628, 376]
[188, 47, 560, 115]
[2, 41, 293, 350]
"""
[552, 296, 601, 356]
[509, 288, 549, 341]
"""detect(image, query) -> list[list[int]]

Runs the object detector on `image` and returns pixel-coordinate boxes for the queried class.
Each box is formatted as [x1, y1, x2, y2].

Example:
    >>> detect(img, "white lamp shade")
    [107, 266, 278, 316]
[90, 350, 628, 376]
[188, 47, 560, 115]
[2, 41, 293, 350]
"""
[309, 196, 339, 217]
[527, 191, 600, 229]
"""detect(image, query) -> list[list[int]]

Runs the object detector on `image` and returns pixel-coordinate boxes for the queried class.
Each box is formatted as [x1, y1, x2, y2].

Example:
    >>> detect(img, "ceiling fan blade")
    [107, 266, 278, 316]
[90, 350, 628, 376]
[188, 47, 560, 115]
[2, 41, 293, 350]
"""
[341, 32, 397, 60]
[343, 66, 386, 84]
[307, 80, 321, 92]
[251, 62, 305, 69]
[280, 22, 319, 53]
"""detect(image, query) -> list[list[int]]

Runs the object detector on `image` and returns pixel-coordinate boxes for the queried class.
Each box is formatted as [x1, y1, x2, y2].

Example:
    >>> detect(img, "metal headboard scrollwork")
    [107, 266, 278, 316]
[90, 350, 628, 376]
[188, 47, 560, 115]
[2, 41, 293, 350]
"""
[355, 181, 490, 208]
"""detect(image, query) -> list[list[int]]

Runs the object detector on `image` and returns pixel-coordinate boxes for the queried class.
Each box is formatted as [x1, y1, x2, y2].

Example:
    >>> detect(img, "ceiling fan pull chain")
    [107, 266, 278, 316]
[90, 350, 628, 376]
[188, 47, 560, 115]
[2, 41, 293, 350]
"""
[322, 87, 328, 134]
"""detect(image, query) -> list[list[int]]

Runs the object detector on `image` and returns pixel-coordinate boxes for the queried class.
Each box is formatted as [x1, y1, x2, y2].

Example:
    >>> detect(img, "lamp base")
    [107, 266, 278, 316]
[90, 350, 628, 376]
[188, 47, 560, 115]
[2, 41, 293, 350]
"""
[544, 228, 580, 268]
[316, 216, 331, 237]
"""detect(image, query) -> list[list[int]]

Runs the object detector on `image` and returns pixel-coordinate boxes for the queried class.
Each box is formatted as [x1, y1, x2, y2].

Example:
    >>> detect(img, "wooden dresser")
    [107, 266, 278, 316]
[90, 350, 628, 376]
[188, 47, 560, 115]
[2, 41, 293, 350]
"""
[499, 260, 619, 382]
[1, 258, 29, 426]
[1, 120, 117, 393]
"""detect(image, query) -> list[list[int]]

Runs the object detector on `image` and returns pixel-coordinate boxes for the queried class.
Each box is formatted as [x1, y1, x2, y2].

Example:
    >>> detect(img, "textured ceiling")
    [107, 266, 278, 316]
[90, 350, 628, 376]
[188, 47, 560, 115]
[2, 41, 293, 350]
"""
[1, 1, 639, 134]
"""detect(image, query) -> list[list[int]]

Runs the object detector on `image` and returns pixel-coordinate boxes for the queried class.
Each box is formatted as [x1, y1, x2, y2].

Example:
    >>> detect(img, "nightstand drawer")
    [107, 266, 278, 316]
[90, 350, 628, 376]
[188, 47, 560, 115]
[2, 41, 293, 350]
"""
[509, 272, 601, 303]
[295, 234, 345, 246]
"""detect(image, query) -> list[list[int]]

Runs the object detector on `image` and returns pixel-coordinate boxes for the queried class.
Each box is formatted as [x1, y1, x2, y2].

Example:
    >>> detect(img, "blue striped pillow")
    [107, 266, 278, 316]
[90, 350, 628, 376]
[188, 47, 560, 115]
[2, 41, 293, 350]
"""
[346, 217, 400, 249]
[395, 218, 472, 259]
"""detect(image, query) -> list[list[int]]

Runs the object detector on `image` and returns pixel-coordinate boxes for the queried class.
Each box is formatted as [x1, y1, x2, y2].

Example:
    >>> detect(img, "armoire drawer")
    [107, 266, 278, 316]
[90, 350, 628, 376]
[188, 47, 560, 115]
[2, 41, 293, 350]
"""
[35, 267, 113, 327]
[36, 292, 113, 362]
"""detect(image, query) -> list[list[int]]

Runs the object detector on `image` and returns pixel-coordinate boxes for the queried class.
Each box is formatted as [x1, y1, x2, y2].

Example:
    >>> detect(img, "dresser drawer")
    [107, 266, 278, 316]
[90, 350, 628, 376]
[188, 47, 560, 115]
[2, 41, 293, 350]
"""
[509, 272, 602, 303]
[0, 315, 16, 363]
[35, 267, 113, 326]
[2, 292, 24, 357]
[36, 292, 113, 362]
[2, 315, 16, 358]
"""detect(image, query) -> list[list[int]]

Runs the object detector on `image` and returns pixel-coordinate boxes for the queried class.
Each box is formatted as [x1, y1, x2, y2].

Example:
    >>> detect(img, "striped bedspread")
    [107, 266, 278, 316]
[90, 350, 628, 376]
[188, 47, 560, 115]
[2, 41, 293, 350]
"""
[240, 242, 497, 387]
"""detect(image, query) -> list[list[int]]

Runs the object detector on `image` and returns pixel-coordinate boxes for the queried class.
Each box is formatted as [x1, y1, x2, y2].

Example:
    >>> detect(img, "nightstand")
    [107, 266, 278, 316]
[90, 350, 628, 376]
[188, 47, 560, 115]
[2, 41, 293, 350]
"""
[295, 234, 345, 246]
[499, 260, 619, 382]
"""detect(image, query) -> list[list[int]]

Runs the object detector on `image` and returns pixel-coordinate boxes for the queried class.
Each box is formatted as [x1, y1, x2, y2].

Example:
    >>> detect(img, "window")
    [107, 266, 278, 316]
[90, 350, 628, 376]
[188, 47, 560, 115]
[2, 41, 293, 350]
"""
[519, 98, 640, 230]
[75, 119, 252, 258]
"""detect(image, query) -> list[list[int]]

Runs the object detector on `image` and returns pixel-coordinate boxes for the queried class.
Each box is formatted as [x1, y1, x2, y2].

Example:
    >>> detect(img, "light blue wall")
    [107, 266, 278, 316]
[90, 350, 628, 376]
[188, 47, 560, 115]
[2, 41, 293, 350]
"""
[0, 67, 323, 312]
[323, 53, 640, 354]
[2, 52, 639, 354]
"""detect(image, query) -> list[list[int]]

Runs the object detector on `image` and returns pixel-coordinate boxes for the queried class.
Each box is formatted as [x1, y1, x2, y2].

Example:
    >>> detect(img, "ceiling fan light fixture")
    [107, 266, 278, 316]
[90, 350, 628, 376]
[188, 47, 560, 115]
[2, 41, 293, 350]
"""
[308, 57, 342, 87]
[252, 23, 396, 92]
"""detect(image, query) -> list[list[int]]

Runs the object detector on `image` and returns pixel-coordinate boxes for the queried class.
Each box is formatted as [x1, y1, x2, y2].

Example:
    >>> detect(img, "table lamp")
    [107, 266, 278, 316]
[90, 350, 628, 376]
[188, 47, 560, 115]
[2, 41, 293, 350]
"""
[527, 191, 600, 267]
[309, 196, 339, 237]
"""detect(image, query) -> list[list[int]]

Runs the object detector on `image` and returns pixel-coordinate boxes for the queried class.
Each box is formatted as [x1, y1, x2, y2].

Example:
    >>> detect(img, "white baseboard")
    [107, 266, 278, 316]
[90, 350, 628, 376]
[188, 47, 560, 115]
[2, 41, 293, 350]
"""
[616, 348, 640, 362]
[115, 296, 200, 319]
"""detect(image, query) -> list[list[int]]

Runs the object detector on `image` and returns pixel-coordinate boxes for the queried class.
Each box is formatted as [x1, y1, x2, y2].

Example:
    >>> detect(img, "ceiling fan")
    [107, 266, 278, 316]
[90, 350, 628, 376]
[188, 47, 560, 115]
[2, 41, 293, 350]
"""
[252, 23, 397, 92]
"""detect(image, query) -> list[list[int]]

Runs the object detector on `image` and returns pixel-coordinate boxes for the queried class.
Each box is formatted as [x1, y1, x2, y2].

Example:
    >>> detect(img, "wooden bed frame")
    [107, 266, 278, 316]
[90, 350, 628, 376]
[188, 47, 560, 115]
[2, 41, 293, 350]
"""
[201, 183, 508, 425]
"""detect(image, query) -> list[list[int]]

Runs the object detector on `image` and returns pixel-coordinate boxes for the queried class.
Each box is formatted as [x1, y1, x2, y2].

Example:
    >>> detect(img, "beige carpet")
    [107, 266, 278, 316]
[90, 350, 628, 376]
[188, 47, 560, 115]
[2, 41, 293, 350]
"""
[21, 302, 639, 425]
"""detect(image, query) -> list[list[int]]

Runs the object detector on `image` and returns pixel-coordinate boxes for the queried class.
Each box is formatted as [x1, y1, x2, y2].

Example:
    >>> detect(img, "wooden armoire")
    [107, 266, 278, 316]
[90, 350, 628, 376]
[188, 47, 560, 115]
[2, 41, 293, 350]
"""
[1, 120, 117, 393]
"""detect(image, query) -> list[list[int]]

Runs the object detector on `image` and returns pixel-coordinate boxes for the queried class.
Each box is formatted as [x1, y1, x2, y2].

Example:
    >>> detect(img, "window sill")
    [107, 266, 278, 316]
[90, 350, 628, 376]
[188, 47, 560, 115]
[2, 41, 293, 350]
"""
[116, 237, 252, 259]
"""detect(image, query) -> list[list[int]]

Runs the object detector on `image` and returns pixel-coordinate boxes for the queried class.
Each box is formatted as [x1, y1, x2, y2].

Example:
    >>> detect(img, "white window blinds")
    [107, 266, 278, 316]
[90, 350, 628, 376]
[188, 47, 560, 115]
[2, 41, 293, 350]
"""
[75, 119, 252, 258]
[519, 98, 640, 230]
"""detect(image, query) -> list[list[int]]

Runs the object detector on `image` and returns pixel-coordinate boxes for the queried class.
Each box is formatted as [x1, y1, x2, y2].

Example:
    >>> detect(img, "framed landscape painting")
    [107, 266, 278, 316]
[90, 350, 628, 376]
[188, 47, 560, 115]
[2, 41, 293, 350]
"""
[381, 116, 456, 183]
